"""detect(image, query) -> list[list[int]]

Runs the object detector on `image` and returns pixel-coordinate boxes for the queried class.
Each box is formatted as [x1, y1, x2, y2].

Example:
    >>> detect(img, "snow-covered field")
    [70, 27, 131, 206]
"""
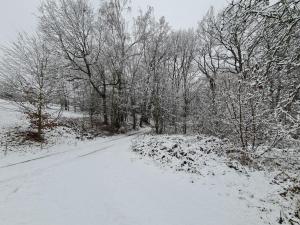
[0, 99, 298, 225]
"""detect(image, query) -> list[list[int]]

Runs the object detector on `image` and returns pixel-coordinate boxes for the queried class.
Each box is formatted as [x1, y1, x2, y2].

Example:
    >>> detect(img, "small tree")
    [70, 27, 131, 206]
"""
[0, 33, 58, 140]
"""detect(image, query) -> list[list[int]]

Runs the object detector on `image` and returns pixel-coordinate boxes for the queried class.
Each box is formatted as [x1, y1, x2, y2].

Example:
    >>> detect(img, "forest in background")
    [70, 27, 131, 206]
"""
[0, 0, 299, 150]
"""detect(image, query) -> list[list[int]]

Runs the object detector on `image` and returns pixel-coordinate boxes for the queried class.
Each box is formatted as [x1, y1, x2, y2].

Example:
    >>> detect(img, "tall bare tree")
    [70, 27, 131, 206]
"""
[0, 33, 58, 140]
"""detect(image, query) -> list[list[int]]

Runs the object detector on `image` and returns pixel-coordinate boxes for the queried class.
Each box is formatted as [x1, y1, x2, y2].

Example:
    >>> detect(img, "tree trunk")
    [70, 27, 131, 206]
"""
[102, 92, 108, 125]
[37, 91, 43, 141]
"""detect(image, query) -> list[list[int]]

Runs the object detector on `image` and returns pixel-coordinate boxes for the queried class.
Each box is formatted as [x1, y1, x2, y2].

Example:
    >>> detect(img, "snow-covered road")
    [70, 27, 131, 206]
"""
[0, 133, 278, 225]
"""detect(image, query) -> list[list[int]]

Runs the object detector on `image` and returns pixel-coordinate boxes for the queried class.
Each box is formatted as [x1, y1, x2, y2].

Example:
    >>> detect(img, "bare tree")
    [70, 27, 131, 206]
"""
[39, 0, 109, 124]
[0, 33, 58, 140]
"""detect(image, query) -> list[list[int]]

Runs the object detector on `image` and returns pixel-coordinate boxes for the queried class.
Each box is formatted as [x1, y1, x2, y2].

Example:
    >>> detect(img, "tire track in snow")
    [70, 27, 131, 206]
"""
[0, 131, 142, 169]
[0, 144, 116, 185]
[78, 145, 114, 158]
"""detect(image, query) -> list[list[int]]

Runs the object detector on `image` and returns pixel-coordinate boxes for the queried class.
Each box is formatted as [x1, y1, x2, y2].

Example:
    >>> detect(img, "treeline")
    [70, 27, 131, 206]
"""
[0, 0, 299, 148]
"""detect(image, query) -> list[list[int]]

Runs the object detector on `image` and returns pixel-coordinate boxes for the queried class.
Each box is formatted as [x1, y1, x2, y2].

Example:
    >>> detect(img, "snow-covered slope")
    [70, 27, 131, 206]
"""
[0, 99, 23, 128]
[133, 135, 300, 224]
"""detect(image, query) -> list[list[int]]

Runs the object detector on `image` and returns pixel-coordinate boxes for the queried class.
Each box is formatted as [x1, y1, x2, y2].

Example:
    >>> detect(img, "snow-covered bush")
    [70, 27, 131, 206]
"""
[132, 134, 230, 174]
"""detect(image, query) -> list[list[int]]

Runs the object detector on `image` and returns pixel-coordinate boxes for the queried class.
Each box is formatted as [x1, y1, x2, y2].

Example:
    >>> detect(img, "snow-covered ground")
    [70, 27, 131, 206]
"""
[0, 99, 24, 128]
[0, 134, 283, 225]
[0, 99, 298, 225]
[133, 135, 300, 225]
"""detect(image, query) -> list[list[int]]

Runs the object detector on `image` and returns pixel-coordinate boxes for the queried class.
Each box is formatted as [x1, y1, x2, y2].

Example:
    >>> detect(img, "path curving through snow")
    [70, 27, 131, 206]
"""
[0, 134, 280, 225]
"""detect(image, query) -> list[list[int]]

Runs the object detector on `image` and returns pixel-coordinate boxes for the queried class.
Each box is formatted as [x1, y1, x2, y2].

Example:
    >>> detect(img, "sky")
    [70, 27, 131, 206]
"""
[0, 0, 228, 46]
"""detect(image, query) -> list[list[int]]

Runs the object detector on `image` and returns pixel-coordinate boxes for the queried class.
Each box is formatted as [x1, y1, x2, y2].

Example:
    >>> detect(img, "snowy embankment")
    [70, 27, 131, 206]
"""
[0, 99, 80, 164]
[133, 135, 300, 225]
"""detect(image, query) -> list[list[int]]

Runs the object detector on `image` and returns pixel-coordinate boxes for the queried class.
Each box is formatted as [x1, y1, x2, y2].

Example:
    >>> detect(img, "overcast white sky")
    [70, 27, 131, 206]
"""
[0, 0, 228, 45]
